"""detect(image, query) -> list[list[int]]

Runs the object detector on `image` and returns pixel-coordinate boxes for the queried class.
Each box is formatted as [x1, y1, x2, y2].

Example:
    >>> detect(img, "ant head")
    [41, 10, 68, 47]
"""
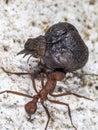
[25, 100, 37, 116]
[17, 35, 46, 58]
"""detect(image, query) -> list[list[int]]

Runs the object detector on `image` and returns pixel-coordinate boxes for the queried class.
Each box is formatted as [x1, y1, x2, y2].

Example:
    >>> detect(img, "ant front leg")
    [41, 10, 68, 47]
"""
[1, 67, 39, 94]
[30, 75, 39, 94]
[30, 72, 46, 94]
[0, 90, 33, 98]
[1, 67, 33, 76]
[40, 73, 46, 88]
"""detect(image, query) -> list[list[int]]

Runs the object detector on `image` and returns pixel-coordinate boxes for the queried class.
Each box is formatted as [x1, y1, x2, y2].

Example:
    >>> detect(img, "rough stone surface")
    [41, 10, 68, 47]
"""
[0, 0, 98, 130]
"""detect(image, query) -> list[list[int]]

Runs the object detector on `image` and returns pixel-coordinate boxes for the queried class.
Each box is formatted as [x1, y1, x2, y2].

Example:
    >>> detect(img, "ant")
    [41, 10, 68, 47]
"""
[0, 22, 96, 129]
[0, 67, 93, 130]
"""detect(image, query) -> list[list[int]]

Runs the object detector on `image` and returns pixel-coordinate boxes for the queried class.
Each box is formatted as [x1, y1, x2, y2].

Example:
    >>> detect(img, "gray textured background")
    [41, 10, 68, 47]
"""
[0, 0, 98, 130]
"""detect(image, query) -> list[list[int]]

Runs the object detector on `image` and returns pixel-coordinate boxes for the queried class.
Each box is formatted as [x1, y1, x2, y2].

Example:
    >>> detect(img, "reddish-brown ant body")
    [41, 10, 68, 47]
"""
[0, 68, 93, 130]
[0, 22, 95, 129]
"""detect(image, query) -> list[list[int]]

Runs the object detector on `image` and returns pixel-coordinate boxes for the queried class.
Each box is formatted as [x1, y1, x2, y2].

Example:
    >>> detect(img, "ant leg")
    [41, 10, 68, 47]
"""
[73, 72, 98, 77]
[31, 72, 46, 94]
[41, 102, 51, 130]
[49, 92, 93, 101]
[48, 98, 77, 130]
[2, 67, 39, 94]
[40, 73, 46, 88]
[31, 75, 39, 94]
[1, 67, 33, 76]
[0, 90, 33, 98]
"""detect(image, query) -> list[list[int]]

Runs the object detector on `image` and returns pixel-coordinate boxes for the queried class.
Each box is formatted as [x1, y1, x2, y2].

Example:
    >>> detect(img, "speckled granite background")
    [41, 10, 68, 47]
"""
[0, 0, 98, 130]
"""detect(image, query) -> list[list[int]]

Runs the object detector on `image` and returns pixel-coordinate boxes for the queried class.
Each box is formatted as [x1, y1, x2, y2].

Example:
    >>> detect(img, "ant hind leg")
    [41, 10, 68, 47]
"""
[41, 102, 51, 130]
[50, 92, 93, 101]
[48, 98, 77, 130]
